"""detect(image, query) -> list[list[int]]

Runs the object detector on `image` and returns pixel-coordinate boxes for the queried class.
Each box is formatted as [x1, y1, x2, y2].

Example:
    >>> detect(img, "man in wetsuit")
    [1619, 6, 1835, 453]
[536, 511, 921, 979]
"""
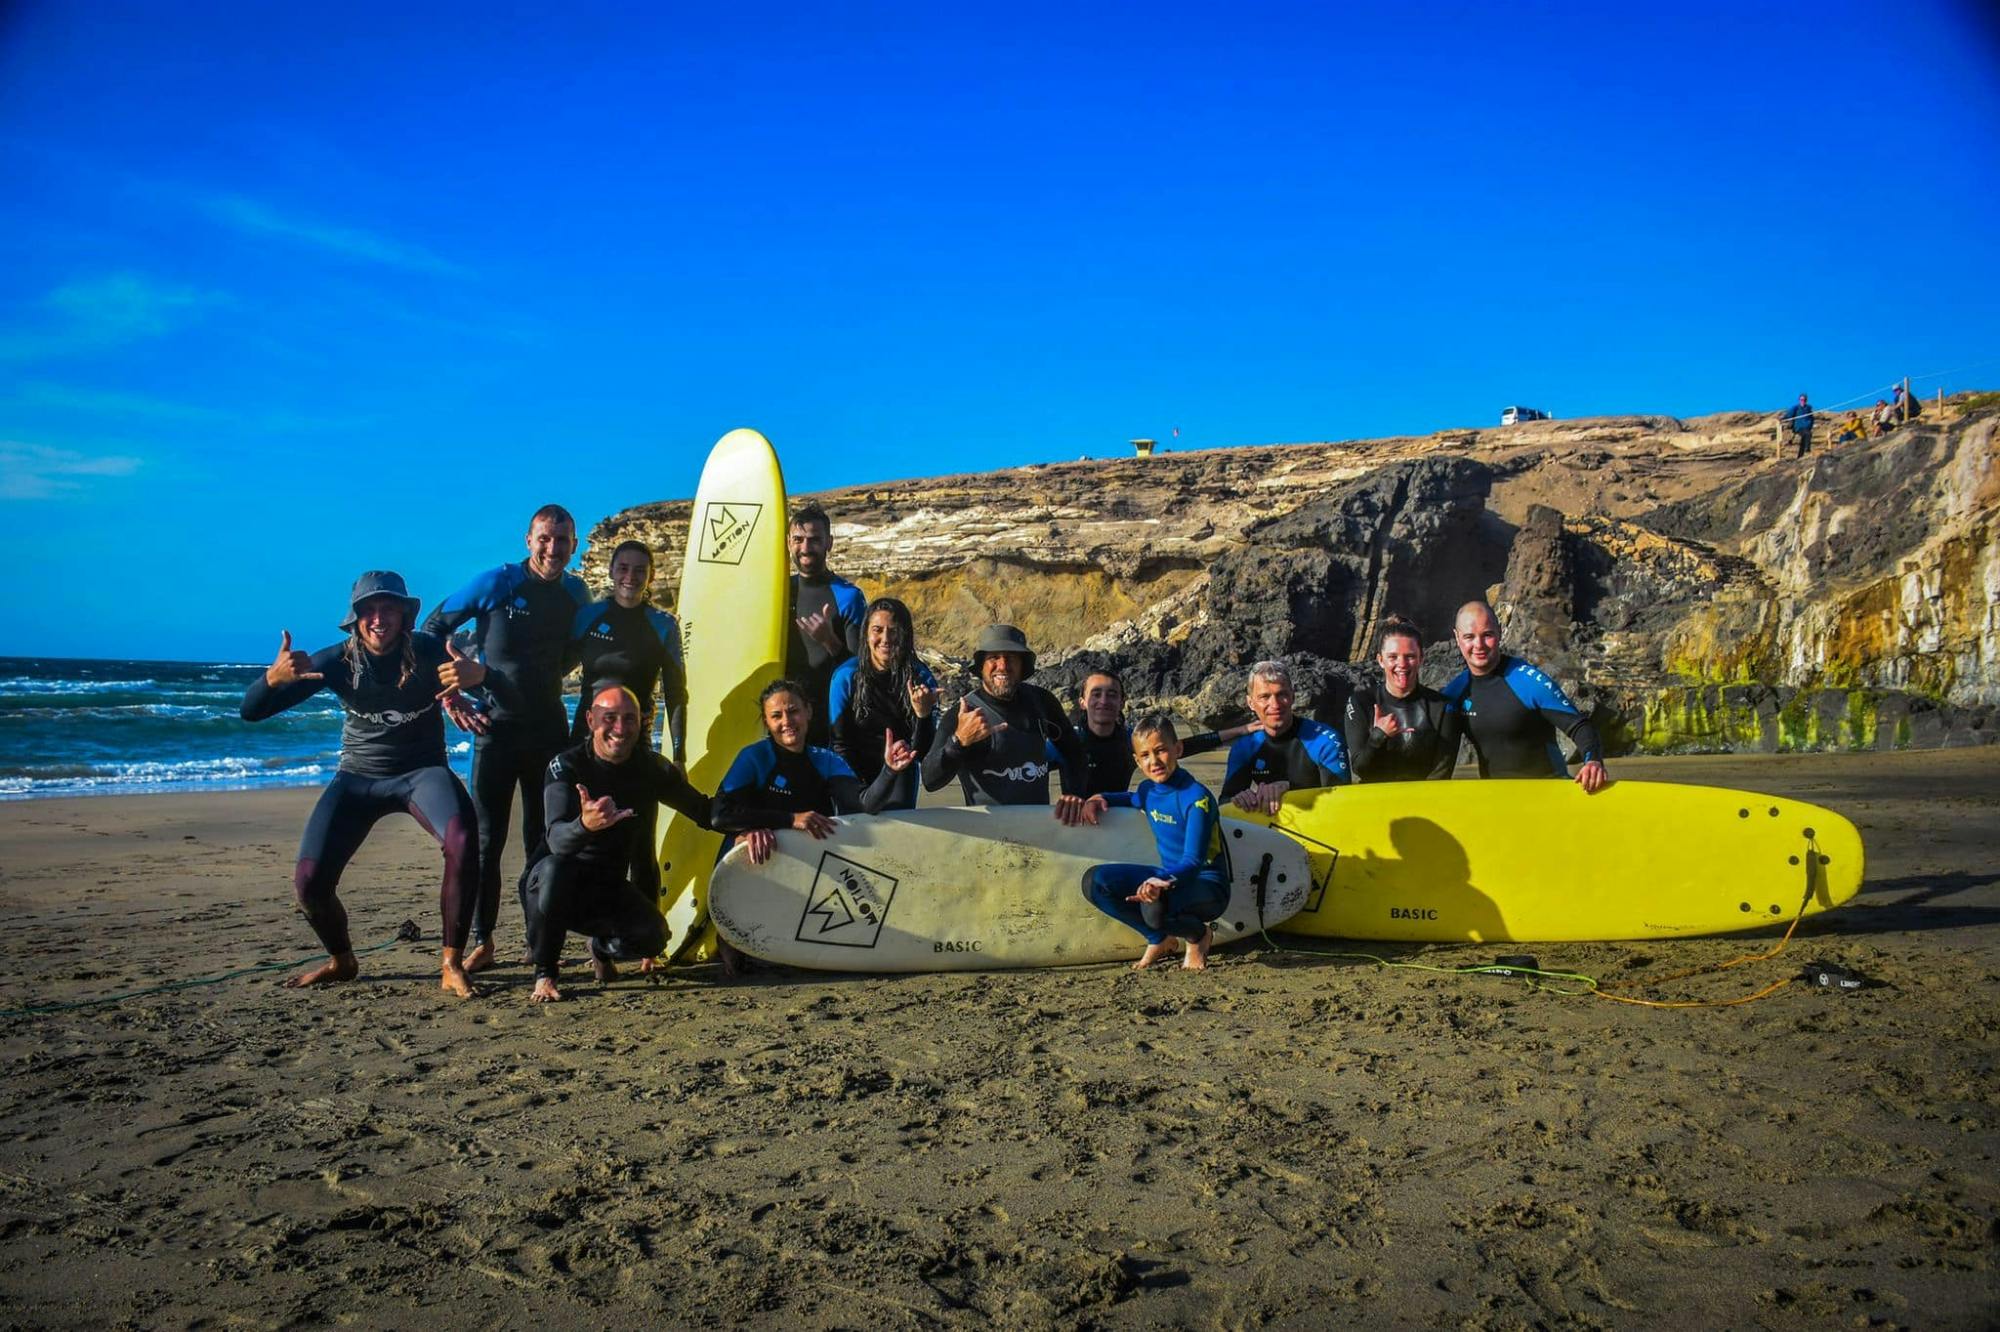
[1440, 601, 1608, 793]
[922, 624, 1088, 805]
[240, 571, 486, 997]
[786, 502, 867, 745]
[1072, 668, 1247, 797]
[522, 685, 714, 1003]
[423, 504, 589, 969]
[1220, 660, 1350, 813]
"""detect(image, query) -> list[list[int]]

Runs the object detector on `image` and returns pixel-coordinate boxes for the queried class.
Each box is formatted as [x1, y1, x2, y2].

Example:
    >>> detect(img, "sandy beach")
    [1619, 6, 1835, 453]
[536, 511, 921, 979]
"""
[1, 748, 1996, 1328]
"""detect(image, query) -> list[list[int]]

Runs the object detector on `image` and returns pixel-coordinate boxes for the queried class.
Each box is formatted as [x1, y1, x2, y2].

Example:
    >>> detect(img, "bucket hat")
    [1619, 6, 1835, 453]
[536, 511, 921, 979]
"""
[971, 623, 1035, 679]
[339, 571, 422, 632]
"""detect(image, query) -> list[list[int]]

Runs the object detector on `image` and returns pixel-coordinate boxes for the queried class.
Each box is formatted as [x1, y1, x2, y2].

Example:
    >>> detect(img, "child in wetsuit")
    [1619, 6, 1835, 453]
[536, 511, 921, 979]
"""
[1058, 712, 1230, 970]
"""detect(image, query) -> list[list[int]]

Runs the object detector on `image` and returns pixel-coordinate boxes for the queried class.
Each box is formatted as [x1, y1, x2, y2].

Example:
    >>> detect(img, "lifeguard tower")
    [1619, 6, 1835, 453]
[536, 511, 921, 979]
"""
[1131, 438, 1157, 458]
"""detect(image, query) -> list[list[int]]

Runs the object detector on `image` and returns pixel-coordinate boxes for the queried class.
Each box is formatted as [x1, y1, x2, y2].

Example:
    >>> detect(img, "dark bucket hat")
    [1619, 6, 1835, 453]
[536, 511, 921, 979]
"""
[339, 571, 422, 632]
[971, 623, 1036, 678]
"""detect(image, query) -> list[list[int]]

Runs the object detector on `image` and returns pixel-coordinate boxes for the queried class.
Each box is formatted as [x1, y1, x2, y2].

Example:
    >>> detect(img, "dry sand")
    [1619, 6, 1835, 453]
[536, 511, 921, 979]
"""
[1, 749, 1996, 1329]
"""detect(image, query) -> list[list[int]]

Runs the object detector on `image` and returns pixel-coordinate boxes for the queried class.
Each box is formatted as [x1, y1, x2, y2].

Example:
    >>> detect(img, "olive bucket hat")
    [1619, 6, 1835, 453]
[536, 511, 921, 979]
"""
[338, 570, 422, 631]
[971, 623, 1036, 679]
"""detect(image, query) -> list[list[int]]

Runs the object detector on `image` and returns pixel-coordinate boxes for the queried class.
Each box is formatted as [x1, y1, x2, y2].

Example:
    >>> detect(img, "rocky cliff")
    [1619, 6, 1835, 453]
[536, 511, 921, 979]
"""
[585, 398, 2000, 754]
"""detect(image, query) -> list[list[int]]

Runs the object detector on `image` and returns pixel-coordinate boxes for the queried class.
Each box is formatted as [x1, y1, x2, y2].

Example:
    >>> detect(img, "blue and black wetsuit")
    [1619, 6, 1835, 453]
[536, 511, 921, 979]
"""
[1219, 718, 1350, 800]
[1084, 768, 1230, 945]
[566, 599, 687, 756]
[240, 633, 477, 957]
[520, 741, 711, 981]
[1439, 655, 1603, 778]
[710, 738, 902, 841]
[827, 656, 939, 811]
[422, 562, 588, 946]
[1341, 681, 1461, 783]
[1072, 721, 1233, 797]
[787, 572, 867, 746]
[922, 684, 1088, 805]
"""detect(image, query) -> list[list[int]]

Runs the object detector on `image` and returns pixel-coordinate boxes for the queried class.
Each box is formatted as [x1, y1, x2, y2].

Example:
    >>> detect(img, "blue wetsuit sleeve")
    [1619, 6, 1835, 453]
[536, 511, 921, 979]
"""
[1159, 787, 1220, 880]
[1507, 664, 1604, 765]
[1304, 720, 1351, 785]
[827, 661, 858, 735]
[240, 644, 341, 721]
[833, 581, 867, 658]
[1100, 790, 1138, 810]
[421, 565, 510, 640]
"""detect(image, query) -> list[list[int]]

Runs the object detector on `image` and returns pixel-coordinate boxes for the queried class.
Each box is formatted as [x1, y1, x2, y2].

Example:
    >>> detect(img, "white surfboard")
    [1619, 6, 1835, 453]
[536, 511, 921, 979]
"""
[709, 806, 1312, 972]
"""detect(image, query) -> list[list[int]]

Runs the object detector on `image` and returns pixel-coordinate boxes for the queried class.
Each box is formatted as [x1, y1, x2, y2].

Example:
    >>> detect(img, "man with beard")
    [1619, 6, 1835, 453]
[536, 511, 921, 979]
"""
[922, 624, 1087, 805]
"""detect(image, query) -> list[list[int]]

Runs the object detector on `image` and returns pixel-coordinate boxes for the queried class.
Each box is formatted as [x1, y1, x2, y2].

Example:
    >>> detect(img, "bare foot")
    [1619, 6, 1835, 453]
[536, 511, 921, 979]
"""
[285, 952, 358, 988]
[1133, 941, 1171, 971]
[462, 939, 496, 973]
[1182, 926, 1213, 971]
[440, 951, 475, 999]
[637, 956, 659, 975]
[530, 977, 562, 1003]
[591, 956, 618, 984]
[717, 939, 744, 981]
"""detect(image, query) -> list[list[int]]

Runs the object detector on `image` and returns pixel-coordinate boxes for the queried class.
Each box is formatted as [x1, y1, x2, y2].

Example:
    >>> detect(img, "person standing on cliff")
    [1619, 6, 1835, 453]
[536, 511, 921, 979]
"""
[786, 502, 868, 746]
[1219, 660, 1350, 814]
[423, 504, 590, 971]
[1780, 393, 1815, 458]
[1440, 601, 1607, 793]
[1071, 668, 1248, 796]
[922, 624, 1087, 805]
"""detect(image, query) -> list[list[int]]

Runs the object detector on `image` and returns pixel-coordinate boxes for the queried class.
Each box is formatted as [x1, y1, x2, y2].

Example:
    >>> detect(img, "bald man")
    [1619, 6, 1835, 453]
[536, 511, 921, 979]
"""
[1441, 602, 1607, 793]
[519, 685, 713, 1002]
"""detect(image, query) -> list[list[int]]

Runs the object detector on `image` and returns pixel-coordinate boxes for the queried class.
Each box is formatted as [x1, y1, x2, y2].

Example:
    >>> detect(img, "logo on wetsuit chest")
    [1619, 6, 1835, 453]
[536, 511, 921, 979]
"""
[590, 621, 615, 641]
[505, 595, 533, 621]
[796, 852, 897, 949]
[351, 703, 436, 728]
[980, 761, 1049, 785]
[1147, 809, 1178, 826]
[697, 501, 763, 566]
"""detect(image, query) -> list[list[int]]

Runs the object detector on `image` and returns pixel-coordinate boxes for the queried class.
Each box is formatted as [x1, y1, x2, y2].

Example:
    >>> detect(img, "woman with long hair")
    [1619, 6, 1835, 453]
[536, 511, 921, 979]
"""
[826, 596, 937, 810]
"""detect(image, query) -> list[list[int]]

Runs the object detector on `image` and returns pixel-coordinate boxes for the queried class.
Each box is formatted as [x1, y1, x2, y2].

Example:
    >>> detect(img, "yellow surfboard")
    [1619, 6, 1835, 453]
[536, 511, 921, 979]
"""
[656, 428, 788, 962]
[1226, 779, 1864, 942]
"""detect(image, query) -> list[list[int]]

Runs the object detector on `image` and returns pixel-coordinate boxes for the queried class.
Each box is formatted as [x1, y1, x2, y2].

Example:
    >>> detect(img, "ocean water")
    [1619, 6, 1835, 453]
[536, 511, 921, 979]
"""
[0, 656, 484, 800]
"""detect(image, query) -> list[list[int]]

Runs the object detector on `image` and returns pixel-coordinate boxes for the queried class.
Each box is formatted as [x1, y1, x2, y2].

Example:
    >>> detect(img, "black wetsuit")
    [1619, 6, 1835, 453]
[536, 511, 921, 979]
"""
[1072, 721, 1232, 797]
[1440, 656, 1604, 779]
[566, 599, 687, 756]
[708, 740, 902, 877]
[423, 561, 588, 946]
[786, 572, 866, 745]
[1341, 681, 1461, 783]
[922, 684, 1087, 805]
[827, 657, 939, 811]
[1219, 717, 1351, 800]
[240, 633, 476, 956]
[521, 741, 712, 981]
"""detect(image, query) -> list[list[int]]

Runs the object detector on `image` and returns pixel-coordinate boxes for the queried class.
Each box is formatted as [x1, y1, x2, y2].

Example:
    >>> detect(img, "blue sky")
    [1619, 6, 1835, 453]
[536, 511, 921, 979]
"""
[3, 1, 1996, 663]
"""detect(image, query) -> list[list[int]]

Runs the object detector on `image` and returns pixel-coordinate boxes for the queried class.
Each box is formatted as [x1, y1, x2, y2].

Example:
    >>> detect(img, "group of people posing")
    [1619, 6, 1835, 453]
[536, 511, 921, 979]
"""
[243, 501, 1608, 1000]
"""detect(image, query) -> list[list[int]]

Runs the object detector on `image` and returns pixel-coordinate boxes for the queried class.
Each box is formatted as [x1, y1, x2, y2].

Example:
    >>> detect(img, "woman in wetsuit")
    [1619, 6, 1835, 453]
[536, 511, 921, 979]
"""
[827, 597, 937, 811]
[240, 571, 486, 997]
[566, 539, 687, 762]
[1341, 614, 1463, 783]
[564, 539, 688, 892]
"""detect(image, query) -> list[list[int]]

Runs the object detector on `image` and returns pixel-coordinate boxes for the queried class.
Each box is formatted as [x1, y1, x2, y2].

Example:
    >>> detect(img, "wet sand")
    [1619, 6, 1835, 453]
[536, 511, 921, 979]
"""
[1, 749, 1996, 1328]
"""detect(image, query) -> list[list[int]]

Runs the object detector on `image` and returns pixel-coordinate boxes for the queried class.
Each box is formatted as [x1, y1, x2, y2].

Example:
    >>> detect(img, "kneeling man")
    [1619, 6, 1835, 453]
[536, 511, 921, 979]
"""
[522, 685, 713, 1002]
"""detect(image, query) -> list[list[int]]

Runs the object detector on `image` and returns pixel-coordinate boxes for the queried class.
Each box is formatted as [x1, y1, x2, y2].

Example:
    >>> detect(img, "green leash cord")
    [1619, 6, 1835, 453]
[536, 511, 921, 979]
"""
[0, 920, 423, 1019]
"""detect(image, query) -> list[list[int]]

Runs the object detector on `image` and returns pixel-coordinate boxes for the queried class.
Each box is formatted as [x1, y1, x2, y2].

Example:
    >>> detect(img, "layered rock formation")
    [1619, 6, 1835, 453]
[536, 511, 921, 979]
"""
[586, 399, 2000, 754]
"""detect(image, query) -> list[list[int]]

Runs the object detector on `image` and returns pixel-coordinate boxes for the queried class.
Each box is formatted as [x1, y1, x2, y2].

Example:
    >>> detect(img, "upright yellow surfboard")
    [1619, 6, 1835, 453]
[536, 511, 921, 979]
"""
[1226, 779, 1864, 942]
[656, 428, 788, 961]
